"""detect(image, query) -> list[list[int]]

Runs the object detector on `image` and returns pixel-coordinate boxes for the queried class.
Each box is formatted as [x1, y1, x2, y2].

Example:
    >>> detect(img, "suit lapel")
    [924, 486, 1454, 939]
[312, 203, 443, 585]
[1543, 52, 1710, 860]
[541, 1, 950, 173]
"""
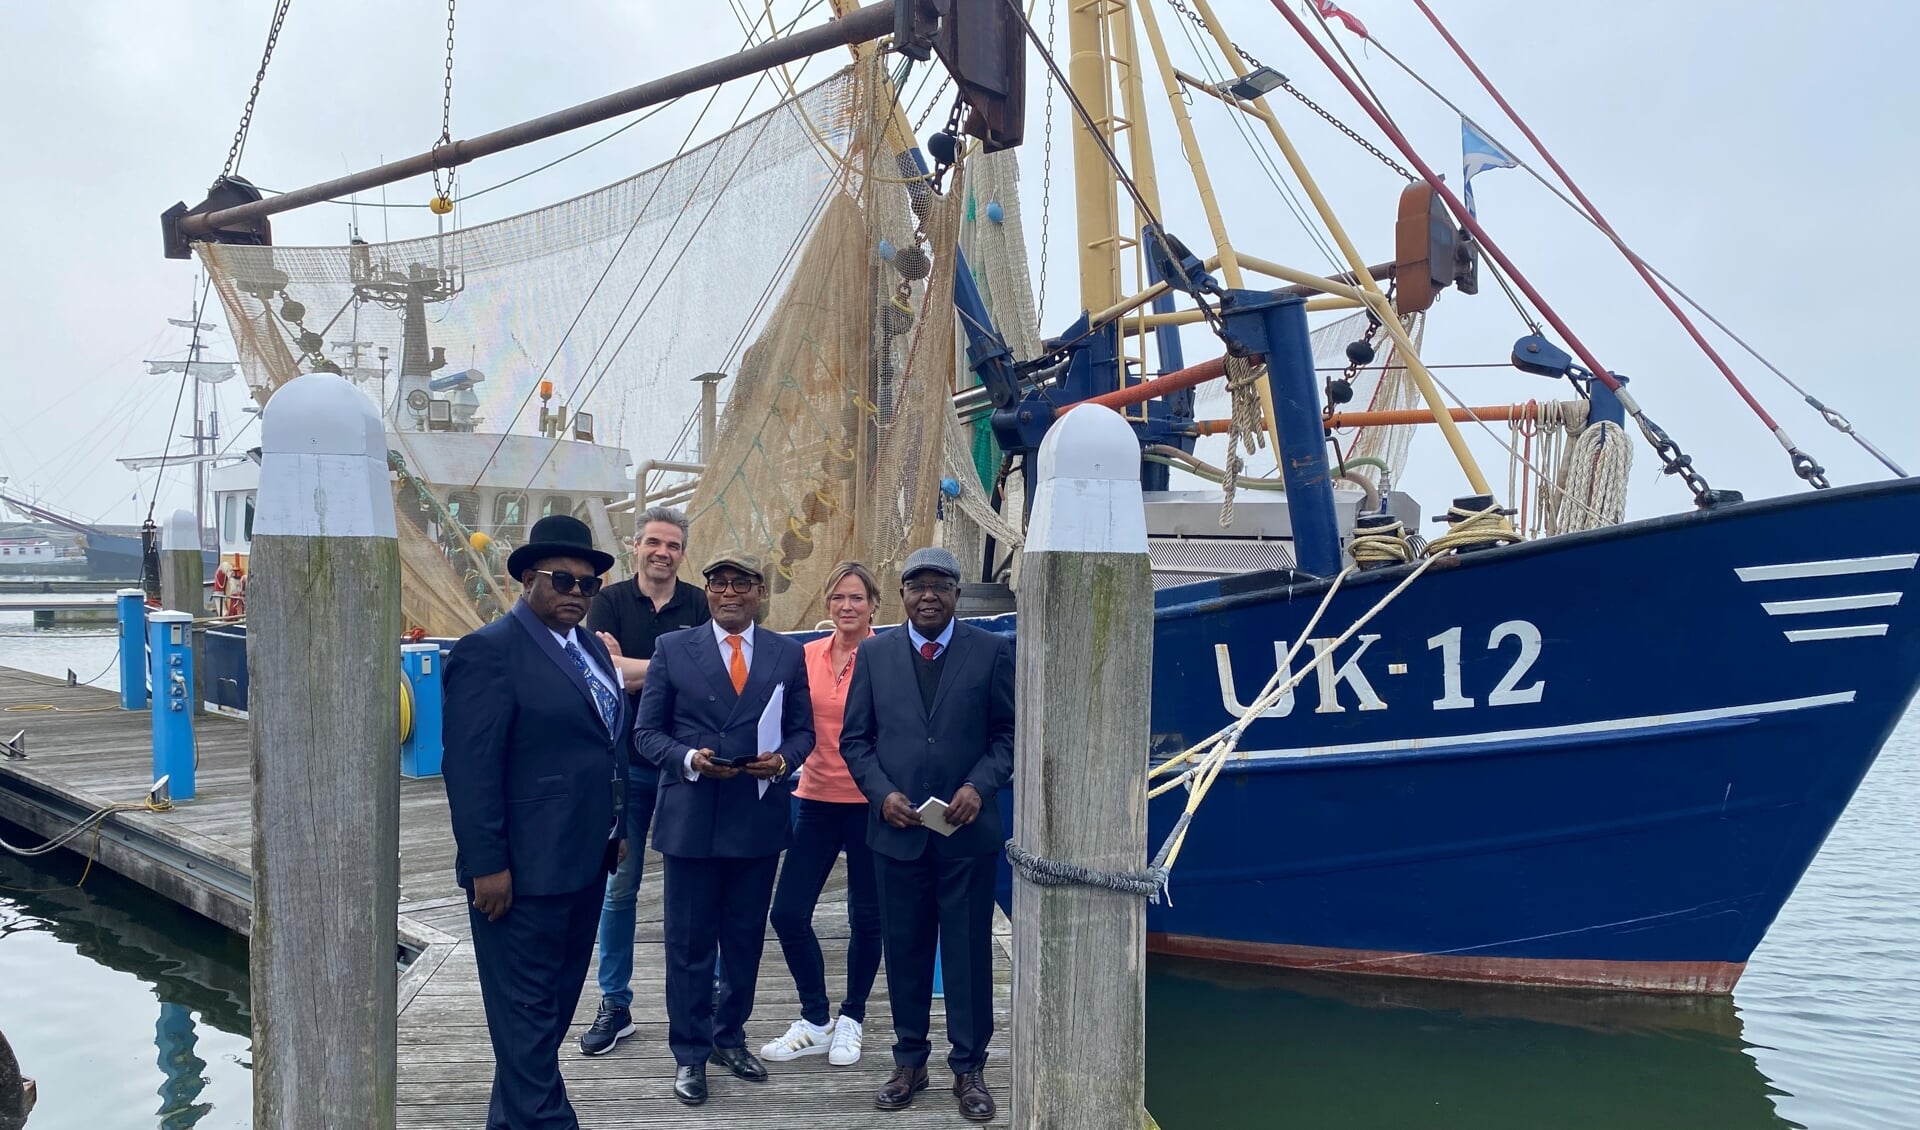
[927, 620, 969, 719]
[687, 624, 740, 715]
[510, 600, 604, 729]
[741, 628, 781, 714]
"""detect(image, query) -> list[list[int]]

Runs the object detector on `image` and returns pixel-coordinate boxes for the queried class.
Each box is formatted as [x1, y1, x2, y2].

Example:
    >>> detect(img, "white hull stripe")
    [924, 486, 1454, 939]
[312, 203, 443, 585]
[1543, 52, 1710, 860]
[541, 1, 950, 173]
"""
[1761, 593, 1903, 615]
[1224, 691, 1857, 763]
[1736, 553, 1918, 582]
[1784, 625, 1889, 643]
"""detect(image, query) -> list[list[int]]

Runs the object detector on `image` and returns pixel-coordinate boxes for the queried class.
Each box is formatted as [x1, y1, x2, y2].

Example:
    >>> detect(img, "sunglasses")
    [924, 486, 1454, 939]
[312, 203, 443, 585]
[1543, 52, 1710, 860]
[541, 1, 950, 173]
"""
[532, 568, 603, 597]
[705, 576, 760, 594]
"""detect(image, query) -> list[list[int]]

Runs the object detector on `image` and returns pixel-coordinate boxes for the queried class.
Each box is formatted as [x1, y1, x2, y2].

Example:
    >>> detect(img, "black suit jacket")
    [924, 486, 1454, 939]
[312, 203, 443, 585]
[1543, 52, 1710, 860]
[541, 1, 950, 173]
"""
[442, 600, 629, 896]
[840, 620, 1015, 861]
[633, 623, 815, 859]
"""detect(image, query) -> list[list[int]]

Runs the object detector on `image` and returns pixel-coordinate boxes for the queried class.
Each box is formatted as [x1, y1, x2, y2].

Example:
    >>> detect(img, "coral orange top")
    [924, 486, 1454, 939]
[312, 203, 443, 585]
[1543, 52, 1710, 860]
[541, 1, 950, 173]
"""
[795, 631, 874, 804]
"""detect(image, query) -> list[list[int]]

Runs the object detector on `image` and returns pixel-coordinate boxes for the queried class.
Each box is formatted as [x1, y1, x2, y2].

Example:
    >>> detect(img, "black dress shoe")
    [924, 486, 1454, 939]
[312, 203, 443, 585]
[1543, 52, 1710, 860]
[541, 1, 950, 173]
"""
[875, 1065, 929, 1110]
[674, 1065, 707, 1106]
[953, 1069, 996, 1123]
[709, 1044, 768, 1082]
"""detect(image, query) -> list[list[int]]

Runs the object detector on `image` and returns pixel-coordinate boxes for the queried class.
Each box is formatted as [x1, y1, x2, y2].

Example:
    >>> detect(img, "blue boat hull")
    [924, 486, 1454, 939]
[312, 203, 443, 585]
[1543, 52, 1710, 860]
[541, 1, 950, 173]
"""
[1030, 477, 1918, 991]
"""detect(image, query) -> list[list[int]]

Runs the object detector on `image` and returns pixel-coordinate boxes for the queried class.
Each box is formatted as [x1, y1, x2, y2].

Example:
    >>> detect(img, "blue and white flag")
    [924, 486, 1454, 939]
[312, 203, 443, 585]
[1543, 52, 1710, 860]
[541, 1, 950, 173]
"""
[1461, 116, 1518, 217]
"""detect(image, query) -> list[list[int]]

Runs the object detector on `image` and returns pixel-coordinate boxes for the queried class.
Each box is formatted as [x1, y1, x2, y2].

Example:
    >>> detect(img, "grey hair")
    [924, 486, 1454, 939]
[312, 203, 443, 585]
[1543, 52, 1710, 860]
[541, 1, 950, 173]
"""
[634, 506, 689, 546]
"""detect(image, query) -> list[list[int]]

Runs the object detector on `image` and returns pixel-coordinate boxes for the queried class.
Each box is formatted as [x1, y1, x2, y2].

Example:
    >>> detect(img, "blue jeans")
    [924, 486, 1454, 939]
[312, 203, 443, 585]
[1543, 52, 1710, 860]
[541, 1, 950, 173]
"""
[769, 798, 883, 1026]
[594, 765, 659, 1009]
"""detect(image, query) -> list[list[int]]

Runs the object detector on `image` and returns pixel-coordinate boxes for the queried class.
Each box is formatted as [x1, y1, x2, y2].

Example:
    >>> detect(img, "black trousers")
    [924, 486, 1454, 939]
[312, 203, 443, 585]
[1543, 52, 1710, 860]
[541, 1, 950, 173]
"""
[468, 883, 603, 1130]
[875, 845, 997, 1074]
[770, 798, 884, 1026]
[661, 852, 780, 1067]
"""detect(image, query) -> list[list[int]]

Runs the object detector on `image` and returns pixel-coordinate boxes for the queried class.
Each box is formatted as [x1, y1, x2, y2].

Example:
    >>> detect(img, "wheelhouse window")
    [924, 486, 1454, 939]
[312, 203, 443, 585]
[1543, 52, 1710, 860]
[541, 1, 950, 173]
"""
[492, 492, 529, 544]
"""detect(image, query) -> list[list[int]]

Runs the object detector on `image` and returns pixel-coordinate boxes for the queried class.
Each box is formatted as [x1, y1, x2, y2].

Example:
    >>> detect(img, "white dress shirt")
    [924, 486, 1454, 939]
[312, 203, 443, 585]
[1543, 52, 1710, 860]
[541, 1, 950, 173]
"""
[550, 626, 623, 694]
[905, 617, 955, 658]
[684, 622, 757, 780]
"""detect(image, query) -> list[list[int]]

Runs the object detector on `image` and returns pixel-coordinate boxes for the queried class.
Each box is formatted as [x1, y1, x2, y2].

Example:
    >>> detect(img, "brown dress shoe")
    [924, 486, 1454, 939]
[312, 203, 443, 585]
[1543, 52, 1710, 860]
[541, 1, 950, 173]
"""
[875, 1065, 930, 1110]
[953, 1069, 996, 1123]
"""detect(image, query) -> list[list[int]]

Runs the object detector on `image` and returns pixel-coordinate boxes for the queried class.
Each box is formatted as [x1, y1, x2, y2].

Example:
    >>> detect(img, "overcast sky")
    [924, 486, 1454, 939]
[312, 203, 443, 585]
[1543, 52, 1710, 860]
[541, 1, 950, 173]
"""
[1, 0, 1914, 529]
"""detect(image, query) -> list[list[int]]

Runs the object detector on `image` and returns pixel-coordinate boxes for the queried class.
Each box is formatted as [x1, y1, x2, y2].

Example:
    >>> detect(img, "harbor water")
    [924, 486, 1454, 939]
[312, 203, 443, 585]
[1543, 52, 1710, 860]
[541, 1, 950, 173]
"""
[1, 604, 1915, 1128]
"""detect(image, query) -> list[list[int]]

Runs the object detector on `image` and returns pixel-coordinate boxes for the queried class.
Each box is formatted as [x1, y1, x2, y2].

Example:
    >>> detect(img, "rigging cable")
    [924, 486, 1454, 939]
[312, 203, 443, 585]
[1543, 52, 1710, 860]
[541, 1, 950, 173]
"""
[1406, 0, 1837, 488]
[144, 276, 215, 527]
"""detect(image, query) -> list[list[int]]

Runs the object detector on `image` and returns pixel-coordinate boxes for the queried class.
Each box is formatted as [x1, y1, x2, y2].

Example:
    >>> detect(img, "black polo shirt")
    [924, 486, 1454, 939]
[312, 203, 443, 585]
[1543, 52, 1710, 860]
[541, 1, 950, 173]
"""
[586, 576, 710, 717]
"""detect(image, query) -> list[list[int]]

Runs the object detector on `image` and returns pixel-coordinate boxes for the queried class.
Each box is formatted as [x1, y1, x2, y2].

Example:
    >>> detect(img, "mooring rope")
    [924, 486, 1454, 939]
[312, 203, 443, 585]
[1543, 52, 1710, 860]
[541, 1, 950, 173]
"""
[1004, 841, 1171, 903]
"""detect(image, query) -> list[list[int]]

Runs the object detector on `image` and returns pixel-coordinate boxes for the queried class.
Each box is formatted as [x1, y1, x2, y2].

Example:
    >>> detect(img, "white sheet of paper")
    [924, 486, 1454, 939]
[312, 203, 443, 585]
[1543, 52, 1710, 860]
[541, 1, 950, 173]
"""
[755, 683, 785, 799]
[916, 796, 958, 837]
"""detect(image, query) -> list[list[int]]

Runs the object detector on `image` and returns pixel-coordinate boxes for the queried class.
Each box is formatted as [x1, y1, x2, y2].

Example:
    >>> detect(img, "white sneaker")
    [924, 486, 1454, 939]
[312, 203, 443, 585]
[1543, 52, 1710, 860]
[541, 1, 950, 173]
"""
[828, 1015, 863, 1066]
[760, 1018, 833, 1062]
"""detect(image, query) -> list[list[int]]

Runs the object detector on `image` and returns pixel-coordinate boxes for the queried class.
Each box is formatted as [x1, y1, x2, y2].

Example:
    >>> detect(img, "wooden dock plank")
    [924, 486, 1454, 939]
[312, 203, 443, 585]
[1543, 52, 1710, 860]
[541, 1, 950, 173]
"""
[0, 666, 1011, 1127]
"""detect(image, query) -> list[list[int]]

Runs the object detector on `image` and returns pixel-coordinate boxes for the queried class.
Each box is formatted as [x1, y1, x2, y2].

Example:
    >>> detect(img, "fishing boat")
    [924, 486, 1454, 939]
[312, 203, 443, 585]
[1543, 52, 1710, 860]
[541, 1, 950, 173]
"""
[154, 0, 1915, 992]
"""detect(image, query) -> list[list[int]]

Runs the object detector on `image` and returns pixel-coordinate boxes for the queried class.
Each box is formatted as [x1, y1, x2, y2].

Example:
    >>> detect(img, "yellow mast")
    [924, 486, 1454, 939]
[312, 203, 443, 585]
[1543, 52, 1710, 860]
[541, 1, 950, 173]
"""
[1067, 0, 1125, 312]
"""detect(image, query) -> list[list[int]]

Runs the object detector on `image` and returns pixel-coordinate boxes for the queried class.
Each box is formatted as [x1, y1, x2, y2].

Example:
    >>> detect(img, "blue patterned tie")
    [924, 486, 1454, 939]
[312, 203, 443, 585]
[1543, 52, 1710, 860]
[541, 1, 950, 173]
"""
[565, 640, 619, 735]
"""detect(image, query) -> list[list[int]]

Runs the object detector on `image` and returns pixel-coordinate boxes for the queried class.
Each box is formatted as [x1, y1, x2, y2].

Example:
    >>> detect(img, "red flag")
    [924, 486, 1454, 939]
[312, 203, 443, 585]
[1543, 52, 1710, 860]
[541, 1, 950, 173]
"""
[1314, 0, 1369, 38]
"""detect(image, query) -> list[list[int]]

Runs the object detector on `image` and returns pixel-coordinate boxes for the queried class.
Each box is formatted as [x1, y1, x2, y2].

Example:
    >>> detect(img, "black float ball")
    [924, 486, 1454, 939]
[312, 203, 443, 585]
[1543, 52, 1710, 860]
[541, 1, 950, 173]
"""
[1344, 339, 1376, 366]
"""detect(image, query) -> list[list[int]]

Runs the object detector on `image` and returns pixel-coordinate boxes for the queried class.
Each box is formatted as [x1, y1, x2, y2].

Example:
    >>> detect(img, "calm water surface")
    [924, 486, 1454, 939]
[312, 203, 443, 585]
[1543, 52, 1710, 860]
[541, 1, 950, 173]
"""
[2, 606, 1916, 1128]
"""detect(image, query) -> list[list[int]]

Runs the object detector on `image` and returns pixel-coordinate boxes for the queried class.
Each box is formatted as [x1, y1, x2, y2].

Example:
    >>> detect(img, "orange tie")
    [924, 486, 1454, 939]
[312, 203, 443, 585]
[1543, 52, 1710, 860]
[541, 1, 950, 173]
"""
[726, 634, 747, 694]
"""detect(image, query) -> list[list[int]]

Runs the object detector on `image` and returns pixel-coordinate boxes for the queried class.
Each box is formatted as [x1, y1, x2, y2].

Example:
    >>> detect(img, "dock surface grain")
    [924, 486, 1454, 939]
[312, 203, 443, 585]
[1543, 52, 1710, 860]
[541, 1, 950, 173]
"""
[0, 665, 1011, 1127]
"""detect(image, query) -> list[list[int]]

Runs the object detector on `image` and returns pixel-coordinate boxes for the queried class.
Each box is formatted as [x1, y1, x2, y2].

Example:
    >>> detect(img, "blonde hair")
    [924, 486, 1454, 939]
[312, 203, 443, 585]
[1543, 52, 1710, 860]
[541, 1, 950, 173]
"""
[824, 560, 880, 604]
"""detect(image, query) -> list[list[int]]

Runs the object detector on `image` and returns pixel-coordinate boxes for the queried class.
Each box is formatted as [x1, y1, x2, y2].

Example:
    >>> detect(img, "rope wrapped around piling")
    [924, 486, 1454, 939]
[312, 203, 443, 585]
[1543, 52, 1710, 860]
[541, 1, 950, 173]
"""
[1005, 840, 1170, 903]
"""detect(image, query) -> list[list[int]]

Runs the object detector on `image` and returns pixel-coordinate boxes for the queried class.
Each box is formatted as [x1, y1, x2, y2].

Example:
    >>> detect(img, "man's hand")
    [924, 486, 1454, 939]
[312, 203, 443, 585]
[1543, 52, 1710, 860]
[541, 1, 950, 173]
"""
[947, 783, 983, 826]
[882, 792, 923, 829]
[690, 748, 739, 779]
[617, 840, 629, 865]
[471, 869, 513, 921]
[740, 752, 786, 780]
[597, 631, 624, 657]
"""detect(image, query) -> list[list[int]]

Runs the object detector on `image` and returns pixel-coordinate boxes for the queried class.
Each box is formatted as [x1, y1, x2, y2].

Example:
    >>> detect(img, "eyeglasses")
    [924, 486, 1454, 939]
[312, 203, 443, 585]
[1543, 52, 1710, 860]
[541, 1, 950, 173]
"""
[532, 568, 603, 597]
[902, 579, 958, 595]
[705, 576, 760, 594]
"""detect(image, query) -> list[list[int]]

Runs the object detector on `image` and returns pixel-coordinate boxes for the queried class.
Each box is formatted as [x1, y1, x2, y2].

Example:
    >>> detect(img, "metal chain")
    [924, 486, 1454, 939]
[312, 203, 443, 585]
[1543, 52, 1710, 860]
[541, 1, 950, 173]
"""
[1035, 0, 1057, 325]
[914, 73, 953, 132]
[1161, 0, 1414, 182]
[432, 0, 457, 200]
[221, 0, 295, 179]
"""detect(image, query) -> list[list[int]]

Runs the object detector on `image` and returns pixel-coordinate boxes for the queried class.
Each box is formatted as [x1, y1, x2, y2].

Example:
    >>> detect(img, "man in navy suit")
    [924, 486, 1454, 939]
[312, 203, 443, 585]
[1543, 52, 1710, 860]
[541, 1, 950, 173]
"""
[635, 552, 814, 1106]
[443, 514, 632, 1130]
[841, 546, 1015, 1123]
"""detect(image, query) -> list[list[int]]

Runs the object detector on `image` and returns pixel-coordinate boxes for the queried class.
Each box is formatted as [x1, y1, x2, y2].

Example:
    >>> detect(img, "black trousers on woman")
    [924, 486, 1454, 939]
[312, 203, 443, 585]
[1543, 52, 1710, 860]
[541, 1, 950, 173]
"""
[769, 798, 884, 1025]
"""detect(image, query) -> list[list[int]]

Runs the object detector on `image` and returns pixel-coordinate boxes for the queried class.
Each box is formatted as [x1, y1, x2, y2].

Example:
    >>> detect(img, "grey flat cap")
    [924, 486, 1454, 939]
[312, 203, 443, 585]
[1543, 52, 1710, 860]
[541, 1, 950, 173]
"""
[901, 545, 962, 580]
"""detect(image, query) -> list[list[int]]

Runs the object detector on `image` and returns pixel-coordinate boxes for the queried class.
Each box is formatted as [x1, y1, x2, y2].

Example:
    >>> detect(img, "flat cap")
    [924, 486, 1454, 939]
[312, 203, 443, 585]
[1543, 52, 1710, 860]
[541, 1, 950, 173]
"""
[901, 545, 962, 580]
[702, 551, 765, 580]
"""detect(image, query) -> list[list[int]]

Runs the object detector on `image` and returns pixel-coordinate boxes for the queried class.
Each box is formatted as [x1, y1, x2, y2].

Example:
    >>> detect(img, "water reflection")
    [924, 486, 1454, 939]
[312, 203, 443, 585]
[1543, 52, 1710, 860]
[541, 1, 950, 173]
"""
[1146, 957, 1799, 1130]
[0, 832, 250, 1129]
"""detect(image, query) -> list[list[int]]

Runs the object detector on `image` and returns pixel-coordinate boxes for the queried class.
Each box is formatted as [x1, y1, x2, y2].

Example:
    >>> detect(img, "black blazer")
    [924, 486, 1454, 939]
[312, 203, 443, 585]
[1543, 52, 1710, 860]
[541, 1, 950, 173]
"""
[634, 624, 815, 859]
[840, 620, 1015, 861]
[442, 600, 629, 896]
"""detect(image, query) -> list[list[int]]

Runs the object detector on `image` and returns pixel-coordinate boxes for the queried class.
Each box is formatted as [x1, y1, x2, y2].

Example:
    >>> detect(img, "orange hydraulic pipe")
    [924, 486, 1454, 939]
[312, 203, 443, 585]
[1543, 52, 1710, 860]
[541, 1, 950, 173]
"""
[1061, 356, 1230, 416]
[1190, 406, 1523, 434]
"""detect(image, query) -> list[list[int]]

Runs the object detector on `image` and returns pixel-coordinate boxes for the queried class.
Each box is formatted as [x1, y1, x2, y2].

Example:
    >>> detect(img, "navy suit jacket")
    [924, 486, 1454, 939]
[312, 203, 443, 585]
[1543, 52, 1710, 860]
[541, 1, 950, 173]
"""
[442, 600, 629, 896]
[634, 623, 815, 859]
[840, 620, 1016, 861]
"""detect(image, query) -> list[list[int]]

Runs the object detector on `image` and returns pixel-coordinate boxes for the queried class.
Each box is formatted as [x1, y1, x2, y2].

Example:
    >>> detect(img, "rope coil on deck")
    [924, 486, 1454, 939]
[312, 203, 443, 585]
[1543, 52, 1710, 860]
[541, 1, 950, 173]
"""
[1005, 840, 1171, 903]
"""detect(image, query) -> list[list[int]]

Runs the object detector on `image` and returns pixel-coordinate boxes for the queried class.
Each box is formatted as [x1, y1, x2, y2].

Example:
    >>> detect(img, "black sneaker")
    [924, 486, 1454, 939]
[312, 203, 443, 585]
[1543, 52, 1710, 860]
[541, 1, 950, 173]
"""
[580, 999, 635, 1057]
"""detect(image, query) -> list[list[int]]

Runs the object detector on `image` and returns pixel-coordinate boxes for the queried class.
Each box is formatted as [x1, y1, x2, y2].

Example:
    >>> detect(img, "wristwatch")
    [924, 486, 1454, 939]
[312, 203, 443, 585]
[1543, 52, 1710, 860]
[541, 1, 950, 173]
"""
[773, 754, 789, 781]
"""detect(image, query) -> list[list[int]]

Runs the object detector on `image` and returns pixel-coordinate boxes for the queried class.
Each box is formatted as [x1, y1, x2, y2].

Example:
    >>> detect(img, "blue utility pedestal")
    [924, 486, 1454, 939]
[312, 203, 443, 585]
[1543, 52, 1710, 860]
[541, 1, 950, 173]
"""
[117, 589, 148, 710]
[932, 943, 945, 1000]
[400, 643, 445, 779]
[147, 610, 195, 800]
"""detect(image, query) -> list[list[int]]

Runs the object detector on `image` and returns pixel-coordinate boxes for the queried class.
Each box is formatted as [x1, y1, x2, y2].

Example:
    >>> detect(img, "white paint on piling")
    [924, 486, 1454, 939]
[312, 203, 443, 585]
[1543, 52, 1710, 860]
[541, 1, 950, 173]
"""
[1025, 404, 1147, 555]
[162, 508, 198, 551]
[256, 374, 397, 539]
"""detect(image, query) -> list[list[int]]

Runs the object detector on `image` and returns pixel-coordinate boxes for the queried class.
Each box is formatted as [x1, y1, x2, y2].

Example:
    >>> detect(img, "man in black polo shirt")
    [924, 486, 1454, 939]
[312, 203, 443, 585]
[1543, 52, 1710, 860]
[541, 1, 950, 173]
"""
[578, 505, 710, 1056]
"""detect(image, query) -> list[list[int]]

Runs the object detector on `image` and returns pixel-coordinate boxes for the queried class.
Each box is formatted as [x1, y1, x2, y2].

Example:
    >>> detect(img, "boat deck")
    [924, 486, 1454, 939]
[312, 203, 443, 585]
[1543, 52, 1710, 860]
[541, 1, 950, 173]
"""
[0, 665, 1011, 1128]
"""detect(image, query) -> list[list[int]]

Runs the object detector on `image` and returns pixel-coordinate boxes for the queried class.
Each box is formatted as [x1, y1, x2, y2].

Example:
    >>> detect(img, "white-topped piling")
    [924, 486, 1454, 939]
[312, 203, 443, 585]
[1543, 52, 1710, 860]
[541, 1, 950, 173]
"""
[248, 373, 400, 1128]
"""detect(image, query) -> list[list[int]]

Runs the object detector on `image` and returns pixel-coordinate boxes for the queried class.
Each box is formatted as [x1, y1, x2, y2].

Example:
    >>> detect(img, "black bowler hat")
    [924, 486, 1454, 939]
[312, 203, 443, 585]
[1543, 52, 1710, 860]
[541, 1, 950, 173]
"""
[506, 514, 615, 579]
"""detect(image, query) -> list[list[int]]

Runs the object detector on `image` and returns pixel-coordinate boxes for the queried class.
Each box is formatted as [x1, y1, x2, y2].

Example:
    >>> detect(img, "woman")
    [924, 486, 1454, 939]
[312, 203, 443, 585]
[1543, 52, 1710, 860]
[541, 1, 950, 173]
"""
[760, 561, 884, 1066]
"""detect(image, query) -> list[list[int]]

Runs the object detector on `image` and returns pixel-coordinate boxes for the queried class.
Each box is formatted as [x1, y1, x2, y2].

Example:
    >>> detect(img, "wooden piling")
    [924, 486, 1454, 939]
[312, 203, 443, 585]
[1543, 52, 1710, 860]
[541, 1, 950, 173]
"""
[160, 508, 204, 715]
[248, 374, 402, 1128]
[1010, 404, 1154, 1130]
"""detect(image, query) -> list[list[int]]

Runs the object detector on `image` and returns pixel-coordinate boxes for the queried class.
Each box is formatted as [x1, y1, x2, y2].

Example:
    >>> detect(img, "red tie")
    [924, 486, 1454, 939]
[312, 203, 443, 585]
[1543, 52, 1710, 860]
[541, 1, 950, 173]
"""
[727, 634, 747, 694]
[920, 641, 940, 660]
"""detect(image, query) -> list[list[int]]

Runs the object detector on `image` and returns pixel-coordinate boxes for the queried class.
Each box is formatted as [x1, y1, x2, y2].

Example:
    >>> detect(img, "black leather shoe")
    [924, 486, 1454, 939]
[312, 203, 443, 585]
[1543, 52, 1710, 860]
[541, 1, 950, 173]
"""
[709, 1044, 768, 1082]
[875, 1065, 929, 1110]
[578, 999, 634, 1057]
[953, 1069, 996, 1123]
[673, 1065, 707, 1106]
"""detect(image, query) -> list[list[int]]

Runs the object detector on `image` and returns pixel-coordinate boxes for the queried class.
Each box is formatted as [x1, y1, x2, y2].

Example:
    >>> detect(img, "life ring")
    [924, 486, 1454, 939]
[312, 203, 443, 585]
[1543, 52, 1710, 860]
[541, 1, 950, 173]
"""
[226, 571, 247, 618]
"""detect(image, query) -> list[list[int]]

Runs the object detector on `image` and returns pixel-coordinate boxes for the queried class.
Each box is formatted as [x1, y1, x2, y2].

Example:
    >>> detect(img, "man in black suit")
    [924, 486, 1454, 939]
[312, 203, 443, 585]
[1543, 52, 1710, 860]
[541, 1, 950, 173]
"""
[443, 514, 630, 1130]
[634, 552, 815, 1106]
[841, 545, 1015, 1123]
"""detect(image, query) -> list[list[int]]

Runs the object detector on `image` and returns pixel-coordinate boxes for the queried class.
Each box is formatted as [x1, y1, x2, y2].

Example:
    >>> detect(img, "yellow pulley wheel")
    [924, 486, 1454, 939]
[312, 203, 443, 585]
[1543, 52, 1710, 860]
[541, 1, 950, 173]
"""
[399, 675, 415, 744]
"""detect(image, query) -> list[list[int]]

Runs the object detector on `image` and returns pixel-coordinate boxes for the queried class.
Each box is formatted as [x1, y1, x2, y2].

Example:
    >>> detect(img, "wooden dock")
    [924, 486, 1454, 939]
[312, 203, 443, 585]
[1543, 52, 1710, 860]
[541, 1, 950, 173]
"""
[0, 665, 1012, 1128]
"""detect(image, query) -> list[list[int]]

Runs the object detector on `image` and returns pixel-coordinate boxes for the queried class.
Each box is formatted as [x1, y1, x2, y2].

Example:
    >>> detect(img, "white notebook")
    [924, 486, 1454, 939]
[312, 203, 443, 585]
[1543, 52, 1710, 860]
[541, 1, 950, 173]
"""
[755, 683, 784, 799]
[916, 796, 959, 837]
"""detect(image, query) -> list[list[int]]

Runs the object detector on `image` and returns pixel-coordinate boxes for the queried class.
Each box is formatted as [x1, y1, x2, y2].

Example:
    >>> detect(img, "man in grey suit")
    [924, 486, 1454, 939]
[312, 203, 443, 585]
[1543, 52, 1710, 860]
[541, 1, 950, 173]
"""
[841, 546, 1015, 1123]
